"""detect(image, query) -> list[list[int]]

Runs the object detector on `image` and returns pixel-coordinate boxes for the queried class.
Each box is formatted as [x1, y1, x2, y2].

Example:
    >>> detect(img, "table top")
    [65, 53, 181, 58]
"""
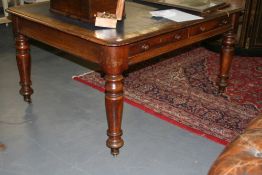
[7, 0, 244, 46]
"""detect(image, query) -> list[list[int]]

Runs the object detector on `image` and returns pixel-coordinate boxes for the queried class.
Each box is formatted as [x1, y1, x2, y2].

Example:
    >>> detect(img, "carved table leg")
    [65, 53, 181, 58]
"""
[105, 74, 124, 156]
[16, 34, 33, 103]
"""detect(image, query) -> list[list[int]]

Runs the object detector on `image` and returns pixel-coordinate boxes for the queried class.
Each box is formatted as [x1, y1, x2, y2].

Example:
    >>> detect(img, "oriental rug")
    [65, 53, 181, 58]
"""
[73, 47, 262, 145]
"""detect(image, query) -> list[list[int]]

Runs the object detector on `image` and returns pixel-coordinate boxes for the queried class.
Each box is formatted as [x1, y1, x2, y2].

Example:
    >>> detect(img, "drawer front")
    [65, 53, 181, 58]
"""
[189, 16, 230, 36]
[129, 29, 188, 56]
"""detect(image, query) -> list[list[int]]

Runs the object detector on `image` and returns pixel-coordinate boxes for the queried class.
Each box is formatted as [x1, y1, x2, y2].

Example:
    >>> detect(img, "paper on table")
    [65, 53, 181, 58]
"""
[150, 9, 203, 22]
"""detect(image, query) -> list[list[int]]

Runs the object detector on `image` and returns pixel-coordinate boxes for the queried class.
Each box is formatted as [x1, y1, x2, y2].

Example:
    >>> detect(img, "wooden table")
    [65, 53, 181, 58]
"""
[7, 0, 244, 156]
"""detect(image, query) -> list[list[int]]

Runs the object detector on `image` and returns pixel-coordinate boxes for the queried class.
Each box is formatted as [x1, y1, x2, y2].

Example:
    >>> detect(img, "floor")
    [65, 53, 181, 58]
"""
[0, 24, 224, 175]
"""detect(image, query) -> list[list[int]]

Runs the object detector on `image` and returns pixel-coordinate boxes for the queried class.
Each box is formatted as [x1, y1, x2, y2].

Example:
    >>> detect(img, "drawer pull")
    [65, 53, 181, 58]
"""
[200, 26, 206, 32]
[219, 19, 229, 26]
[174, 34, 182, 40]
[141, 44, 149, 50]
[222, 19, 228, 24]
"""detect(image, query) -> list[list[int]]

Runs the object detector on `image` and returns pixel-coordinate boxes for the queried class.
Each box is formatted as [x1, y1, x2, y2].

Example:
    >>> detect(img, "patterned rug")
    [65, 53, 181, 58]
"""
[73, 47, 262, 144]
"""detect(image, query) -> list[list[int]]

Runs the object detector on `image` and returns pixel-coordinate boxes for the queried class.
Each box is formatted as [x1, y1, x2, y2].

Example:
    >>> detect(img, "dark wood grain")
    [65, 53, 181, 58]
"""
[7, 1, 244, 155]
[50, 0, 119, 23]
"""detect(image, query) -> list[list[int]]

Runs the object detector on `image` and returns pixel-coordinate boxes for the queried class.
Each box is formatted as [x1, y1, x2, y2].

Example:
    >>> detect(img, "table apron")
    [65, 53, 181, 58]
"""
[16, 17, 102, 64]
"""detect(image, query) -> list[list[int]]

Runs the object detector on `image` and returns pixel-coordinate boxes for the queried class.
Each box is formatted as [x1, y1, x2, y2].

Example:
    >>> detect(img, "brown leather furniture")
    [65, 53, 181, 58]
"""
[208, 114, 262, 175]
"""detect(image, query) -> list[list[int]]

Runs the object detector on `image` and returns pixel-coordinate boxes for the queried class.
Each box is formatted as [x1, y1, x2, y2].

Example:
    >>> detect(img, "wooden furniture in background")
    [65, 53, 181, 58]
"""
[7, 0, 244, 156]
[50, 0, 125, 28]
[50, 0, 120, 23]
[238, 0, 262, 50]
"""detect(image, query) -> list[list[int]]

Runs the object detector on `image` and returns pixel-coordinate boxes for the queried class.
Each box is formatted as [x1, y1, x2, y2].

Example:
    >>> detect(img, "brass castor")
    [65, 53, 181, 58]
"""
[111, 148, 119, 157]
[24, 95, 32, 103]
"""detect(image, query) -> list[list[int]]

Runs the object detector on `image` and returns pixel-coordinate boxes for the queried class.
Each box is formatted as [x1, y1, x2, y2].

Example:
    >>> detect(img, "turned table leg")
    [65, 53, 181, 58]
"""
[219, 29, 235, 93]
[16, 34, 33, 103]
[219, 13, 240, 93]
[101, 46, 128, 156]
[105, 74, 124, 156]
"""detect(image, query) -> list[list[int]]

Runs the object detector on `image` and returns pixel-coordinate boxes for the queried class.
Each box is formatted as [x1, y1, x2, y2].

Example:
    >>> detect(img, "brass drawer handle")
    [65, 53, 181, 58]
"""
[174, 34, 182, 40]
[200, 26, 206, 32]
[141, 44, 149, 50]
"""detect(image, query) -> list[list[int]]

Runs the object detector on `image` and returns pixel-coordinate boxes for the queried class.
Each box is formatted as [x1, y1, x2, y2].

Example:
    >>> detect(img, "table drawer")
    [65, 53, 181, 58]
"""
[129, 29, 188, 56]
[189, 16, 230, 36]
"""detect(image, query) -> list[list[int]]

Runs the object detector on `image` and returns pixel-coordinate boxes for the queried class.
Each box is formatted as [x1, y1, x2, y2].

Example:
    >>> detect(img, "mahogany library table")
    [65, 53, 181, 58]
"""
[7, 0, 244, 156]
